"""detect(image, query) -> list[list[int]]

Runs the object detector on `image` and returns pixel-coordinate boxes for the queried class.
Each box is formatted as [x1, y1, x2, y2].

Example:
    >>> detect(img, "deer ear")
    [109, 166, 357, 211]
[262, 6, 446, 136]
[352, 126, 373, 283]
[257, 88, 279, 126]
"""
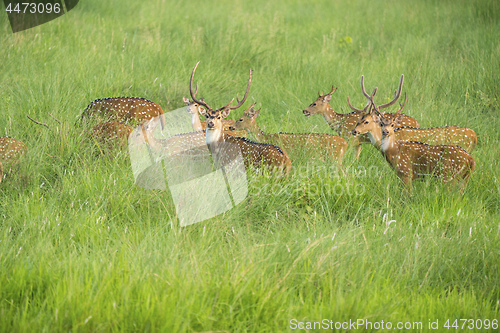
[183, 96, 190, 105]
[199, 107, 209, 118]
[372, 112, 381, 124]
[220, 108, 231, 119]
[322, 94, 332, 103]
[248, 106, 259, 118]
[394, 114, 403, 127]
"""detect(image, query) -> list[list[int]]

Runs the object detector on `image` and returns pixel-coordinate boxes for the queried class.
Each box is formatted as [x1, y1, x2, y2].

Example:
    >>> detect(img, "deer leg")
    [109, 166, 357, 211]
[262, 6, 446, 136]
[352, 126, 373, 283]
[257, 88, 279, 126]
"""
[354, 144, 362, 161]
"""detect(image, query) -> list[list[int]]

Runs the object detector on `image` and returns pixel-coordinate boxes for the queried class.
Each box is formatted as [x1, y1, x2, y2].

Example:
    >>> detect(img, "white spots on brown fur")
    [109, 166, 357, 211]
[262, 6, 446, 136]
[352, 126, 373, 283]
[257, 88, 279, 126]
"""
[303, 76, 419, 159]
[81, 97, 165, 127]
[0, 137, 27, 181]
[232, 104, 347, 165]
[0, 137, 27, 165]
[380, 121, 475, 189]
[89, 121, 133, 152]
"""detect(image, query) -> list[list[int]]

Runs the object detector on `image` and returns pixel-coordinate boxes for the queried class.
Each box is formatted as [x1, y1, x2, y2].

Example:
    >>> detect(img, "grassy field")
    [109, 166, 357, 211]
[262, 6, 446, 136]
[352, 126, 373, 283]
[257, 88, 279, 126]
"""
[1, 0, 499, 331]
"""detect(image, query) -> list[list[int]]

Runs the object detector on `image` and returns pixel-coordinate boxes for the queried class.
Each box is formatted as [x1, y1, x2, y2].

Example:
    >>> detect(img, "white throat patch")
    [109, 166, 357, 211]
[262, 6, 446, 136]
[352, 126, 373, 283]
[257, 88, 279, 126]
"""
[205, 127, 221, 145]
[380, 136, 391, 152]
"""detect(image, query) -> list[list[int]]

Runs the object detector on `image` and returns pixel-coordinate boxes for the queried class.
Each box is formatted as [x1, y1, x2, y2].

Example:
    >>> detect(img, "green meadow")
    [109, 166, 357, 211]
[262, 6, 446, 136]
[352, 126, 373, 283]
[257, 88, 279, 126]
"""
[1, 0, 499, 331]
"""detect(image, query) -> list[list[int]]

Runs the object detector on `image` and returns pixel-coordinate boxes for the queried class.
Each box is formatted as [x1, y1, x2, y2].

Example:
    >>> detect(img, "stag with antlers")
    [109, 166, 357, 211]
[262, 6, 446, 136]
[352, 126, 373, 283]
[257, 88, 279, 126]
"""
[303, 75, 419, 159]
[367, 95, 475, 191]
[189, 62, 291, 175]
[352, 93, 477, 153]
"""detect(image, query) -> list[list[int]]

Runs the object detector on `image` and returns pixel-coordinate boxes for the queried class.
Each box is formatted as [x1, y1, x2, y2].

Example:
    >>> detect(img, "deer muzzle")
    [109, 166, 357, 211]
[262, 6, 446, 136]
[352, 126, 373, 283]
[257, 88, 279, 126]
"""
[207, 120, 215, 129]
[302, 110, 311, 116]
[352, 129, 359, 136]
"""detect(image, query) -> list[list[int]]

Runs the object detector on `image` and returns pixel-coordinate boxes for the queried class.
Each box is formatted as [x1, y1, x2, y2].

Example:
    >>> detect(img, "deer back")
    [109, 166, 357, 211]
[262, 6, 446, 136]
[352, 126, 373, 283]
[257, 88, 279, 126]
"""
[222, 134, 291, 176]
[394, 126, 477, 152]
[0, 137, 28, 167]
[392, 142, 475, 183]
[81, 97, 165, 127]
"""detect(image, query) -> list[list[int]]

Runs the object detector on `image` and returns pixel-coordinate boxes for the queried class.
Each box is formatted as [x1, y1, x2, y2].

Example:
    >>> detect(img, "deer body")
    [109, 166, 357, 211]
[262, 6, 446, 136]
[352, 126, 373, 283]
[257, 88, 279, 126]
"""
[89, 121, 133, 151]
[353, 113, 477, 153]
[231, 105, 346, 164]
[0, 137, 27, 168]
[380, 135, 475, 186]
[0, 137, 27, 182]
[81, 97, 165, 127]
[367, 91, 474, 189]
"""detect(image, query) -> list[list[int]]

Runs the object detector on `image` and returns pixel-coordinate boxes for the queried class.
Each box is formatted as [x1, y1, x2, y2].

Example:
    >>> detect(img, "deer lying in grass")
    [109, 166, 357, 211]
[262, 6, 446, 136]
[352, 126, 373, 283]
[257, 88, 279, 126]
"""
[0, 137, 28, 182]
[352, 94, 477, 152]
[367, 96, 475, 191]
[229, 104, 347, 165]
[190, 62, 291, 176]
[303, 75, 419, 159]
[80, 97, 166, 128]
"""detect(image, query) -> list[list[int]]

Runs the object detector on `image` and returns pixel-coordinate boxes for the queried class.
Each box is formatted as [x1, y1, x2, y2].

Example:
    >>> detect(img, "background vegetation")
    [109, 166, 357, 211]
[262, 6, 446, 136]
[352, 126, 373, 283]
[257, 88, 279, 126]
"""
[1, 0, 499, 331]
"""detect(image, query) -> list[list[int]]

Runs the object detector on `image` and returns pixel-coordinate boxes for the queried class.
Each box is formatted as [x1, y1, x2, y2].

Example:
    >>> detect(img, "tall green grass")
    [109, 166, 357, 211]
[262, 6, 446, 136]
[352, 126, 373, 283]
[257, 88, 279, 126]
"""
[1, 0, 499, 331]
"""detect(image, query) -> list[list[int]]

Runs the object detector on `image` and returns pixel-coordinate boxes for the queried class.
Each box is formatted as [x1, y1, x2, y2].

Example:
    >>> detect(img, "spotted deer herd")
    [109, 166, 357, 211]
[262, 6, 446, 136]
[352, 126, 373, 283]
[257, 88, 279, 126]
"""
[2, 62, 477, 193]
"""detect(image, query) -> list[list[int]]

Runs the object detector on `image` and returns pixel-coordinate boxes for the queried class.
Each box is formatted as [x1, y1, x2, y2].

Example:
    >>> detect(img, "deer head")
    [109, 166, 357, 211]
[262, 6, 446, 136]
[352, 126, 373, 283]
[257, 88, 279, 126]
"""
[189, 61, 251, 144]
[302, 86, 338, 117]
[377, 92, 408, 138]
[229, 103, 259, 131]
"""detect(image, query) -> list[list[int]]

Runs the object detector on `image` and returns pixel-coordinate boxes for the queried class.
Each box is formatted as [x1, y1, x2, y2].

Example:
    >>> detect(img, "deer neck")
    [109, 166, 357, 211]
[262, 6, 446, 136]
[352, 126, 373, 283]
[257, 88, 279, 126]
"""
[205, 125, 223, 146]
[380, 134, 400, 168]
[246, 121, 267, 142]
[366, 126, 382, 148]
[191, 112, 203, 132]
[322, 104, 342, 128]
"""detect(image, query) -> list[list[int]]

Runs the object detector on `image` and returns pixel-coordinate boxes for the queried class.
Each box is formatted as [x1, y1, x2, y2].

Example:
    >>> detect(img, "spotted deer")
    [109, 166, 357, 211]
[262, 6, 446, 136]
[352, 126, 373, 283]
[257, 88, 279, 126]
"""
[190, 62, 291, 175]
[229, 104, 347, 164]
[183, 96, 247, 137]
[370, 96, 475, 191]
[352, 94, 477, 152]
[80, 97, 166, 128]
[0, 137, 27, 167]
[0, 137, 28, 182]
[139, 119, 207, 159]
[89, 120, 133, 152]
[303, 75, 419, 159]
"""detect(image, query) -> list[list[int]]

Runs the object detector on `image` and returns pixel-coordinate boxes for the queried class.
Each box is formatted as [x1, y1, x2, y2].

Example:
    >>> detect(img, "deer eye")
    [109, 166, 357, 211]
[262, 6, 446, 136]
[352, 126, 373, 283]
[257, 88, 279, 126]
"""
[364, 121, 369, 124]
[239, 118, 243, 122]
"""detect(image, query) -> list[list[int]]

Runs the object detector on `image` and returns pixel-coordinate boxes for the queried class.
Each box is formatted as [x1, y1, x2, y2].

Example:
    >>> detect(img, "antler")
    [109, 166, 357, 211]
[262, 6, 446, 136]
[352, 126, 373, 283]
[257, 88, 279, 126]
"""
[394, 92, 407, 116]
[378, 74, 404, 109]
[367, 89, 383, 117]
[347, 87, 377, 112]
[318, 86, 338, 97]
[190, 61, 214, 112]
[224, 68, 252, 111]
